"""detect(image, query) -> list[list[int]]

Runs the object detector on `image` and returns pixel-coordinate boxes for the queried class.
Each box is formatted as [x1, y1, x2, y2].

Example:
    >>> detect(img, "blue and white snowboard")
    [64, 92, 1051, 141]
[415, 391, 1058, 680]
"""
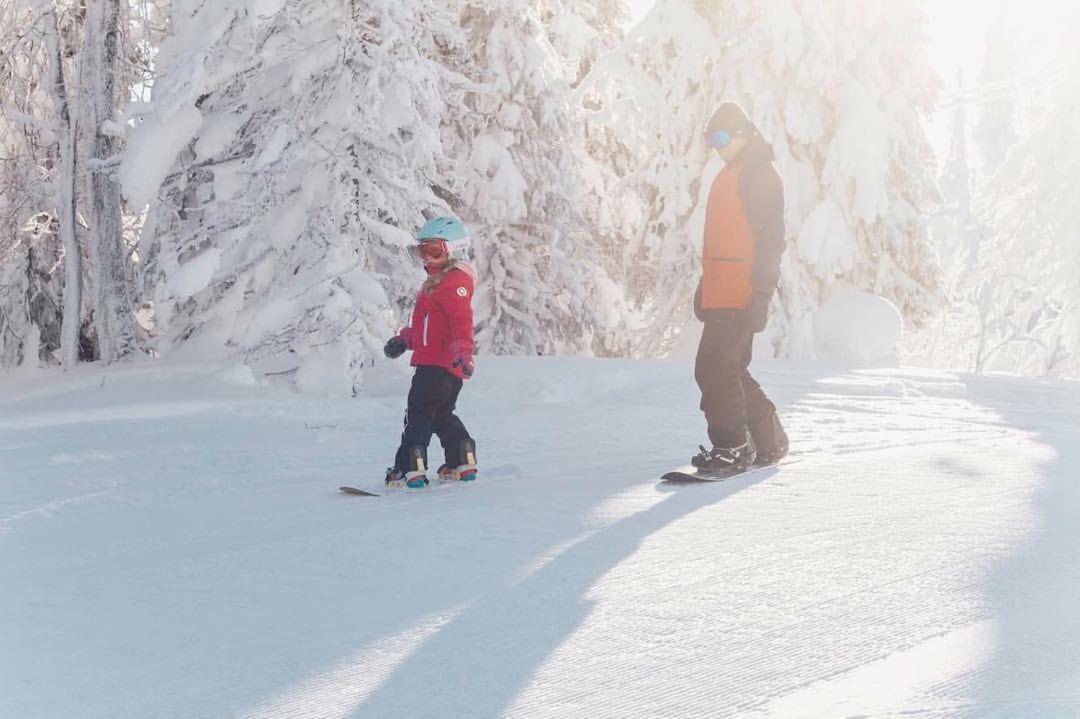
[339, 464, 522, 497]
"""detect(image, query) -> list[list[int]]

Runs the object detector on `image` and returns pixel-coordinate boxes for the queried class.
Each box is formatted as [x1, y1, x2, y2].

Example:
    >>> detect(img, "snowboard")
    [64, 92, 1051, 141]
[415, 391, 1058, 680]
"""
[339, 463, 522, 498]
[661, 457, 794, 484]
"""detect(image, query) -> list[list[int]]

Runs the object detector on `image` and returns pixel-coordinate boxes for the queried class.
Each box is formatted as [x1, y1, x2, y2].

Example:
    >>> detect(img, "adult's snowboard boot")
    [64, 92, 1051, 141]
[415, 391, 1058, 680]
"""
[691, 431, 757, 475]
[749, 410, 788, 466]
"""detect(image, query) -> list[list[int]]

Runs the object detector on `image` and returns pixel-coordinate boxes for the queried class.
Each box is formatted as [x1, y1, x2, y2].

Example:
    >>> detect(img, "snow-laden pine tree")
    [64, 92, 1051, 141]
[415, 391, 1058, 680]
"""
[973, 18, 1020, 176]
[939, 81, 974, 230]
[576, 0, 719, 353]
[536, 0, 628, 88]
[446, 0, 631, 356]
[579, 0, 942, 357]
[975, 42, 1080, 375]
[919, 81, 998, 372]
[128, 0, 470, 393]
[540, 0, 642, 351]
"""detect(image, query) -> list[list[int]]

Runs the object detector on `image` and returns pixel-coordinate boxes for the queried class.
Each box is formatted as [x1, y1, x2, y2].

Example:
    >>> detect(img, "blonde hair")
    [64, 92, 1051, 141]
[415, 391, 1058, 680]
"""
[422, 259, 461, 294]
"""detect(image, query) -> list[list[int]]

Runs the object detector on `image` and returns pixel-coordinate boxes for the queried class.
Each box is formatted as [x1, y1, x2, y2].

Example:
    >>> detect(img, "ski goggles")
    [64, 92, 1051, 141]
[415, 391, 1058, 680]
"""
[705, 129, 732, 149]
[412, 240, 449, 262]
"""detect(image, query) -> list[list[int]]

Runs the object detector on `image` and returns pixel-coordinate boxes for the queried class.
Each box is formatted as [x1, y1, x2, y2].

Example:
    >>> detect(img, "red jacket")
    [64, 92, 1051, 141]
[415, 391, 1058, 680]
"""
[399, 264, 475, 379]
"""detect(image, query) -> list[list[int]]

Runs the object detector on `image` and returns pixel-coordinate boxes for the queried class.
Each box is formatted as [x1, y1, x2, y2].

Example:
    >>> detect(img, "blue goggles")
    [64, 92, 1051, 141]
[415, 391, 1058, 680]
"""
[705, 130, 732, 148]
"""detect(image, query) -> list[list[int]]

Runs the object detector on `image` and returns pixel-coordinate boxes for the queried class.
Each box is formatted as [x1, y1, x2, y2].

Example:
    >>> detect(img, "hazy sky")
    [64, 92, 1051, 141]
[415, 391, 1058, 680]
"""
[627, 0, 652, 22]
[621, 0, 1069, 158]
[623, 1, 1067, 86]
[623, 2, 996, 73]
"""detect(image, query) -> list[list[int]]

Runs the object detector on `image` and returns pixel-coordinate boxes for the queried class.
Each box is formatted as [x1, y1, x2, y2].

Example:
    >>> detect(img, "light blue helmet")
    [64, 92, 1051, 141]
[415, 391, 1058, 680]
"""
[417, 216, 470, 261]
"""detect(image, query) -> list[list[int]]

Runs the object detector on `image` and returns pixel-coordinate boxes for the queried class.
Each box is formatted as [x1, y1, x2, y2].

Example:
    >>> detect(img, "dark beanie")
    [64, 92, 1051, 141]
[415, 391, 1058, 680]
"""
[707, 102, 754, 135]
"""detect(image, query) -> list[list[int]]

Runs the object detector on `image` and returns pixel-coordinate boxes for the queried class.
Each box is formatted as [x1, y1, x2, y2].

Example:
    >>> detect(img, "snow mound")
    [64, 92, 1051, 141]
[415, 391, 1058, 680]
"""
[813, 289, 902, 367]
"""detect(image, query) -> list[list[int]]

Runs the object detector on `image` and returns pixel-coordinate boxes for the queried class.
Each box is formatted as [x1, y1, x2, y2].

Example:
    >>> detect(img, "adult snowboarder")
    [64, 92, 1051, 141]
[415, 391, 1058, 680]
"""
[690, 102, 789, 475]
[382, 217, 478, 488]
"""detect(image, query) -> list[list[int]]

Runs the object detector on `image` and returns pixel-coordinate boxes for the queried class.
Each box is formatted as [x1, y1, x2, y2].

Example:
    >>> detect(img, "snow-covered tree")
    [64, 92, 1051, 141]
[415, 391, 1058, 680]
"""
[973, 18, 1020, 176]
[448, 0, 632, 356]
[919, 19, 1064, 374]
[1, 2, 47, 367]
[542, 0, 643, 350]
[111, 0, 640, 388]
[576, 0, 721, 352]
[43, 4, 85, 369]
[920, 64, 1044, 376]
[974, 42, 1080, 375]
[0, 2, 81, 368]
[579, 0, 943, 358]
[537, 0, 628, 87]
[2, 0, 154, 370]
[918, 82, 992, 372]
[939, 78, 974, 225]
[129, 0, 469, 393]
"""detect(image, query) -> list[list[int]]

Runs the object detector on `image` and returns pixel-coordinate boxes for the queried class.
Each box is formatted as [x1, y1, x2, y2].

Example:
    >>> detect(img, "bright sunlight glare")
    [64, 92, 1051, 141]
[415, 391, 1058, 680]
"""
[929, 0, 1074, 84]
[626, 1, 1074, 82]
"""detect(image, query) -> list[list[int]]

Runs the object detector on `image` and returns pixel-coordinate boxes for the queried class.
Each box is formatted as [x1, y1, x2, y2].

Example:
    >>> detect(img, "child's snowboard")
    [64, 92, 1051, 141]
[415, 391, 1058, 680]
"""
[339, 464, 521, 498]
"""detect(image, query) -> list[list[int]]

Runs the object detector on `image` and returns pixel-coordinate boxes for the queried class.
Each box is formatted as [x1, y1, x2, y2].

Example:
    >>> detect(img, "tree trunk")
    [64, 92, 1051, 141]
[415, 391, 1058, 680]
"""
[81, 0, 136, 364]
[44, 8, 82, 371]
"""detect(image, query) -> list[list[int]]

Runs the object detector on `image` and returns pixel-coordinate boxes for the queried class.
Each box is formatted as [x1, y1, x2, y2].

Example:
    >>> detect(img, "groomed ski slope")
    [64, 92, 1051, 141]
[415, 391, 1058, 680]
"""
[2, 356, 1079, 719]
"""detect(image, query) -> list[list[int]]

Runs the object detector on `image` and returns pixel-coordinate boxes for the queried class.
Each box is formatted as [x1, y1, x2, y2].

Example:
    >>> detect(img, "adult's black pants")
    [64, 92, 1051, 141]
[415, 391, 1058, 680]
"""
[694, 315, 776, 448]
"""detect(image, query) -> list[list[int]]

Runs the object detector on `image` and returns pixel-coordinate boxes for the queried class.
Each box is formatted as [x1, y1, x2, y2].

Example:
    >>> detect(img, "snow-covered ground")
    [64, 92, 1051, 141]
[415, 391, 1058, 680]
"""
[3, 356, 1079, 718]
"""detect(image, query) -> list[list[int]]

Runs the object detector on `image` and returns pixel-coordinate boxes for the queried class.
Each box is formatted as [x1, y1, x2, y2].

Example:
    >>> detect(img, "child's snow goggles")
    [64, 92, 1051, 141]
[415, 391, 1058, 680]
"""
[705, 129, 733, 148]
[413, 240, 449, 261]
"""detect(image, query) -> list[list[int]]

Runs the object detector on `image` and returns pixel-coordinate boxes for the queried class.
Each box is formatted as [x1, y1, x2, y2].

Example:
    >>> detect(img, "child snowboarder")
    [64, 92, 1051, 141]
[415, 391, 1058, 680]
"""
[382, 217, 478, 489]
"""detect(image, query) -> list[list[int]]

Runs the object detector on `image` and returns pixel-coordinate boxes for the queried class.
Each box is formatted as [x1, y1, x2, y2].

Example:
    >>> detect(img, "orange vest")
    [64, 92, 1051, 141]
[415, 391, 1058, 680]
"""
[701, 166, 754, 310]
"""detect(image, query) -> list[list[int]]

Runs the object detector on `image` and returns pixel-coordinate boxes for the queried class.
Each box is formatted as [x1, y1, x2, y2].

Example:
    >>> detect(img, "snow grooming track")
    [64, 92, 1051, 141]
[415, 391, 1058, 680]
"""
[5, 358, 1080, 719]
[338, 464, 523, 498]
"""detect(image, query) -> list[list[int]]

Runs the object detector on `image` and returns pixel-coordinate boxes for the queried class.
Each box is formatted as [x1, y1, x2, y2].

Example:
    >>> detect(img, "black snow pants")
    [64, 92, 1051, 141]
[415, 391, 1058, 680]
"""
[394, 366, 473, 472]
[695, 314, 776, 449]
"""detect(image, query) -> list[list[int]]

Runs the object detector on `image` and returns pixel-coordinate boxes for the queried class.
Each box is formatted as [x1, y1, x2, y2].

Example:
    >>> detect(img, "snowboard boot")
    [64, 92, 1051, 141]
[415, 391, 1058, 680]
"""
[437, 439, 478, 482]
[387, 445, 429, 488]
[436, 463, 478, 482]
[749, 410, 788, 466]
[691, 431, 757, 475]
[385, 467, 406, 486]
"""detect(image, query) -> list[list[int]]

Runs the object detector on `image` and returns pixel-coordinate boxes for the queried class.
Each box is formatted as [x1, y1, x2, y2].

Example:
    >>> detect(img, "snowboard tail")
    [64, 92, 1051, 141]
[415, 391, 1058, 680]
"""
[338, 485, 380, 496]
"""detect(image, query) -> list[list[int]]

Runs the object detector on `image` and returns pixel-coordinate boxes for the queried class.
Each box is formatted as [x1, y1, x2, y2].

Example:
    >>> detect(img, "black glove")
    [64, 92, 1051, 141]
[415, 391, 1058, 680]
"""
[384, 336, 407, 359]
[746, 291, 773, 333]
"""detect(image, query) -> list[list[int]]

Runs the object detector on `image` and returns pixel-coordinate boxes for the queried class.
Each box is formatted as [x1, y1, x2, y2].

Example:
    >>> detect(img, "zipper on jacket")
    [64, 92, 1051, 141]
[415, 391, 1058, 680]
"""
[422, 314, 429, 347]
